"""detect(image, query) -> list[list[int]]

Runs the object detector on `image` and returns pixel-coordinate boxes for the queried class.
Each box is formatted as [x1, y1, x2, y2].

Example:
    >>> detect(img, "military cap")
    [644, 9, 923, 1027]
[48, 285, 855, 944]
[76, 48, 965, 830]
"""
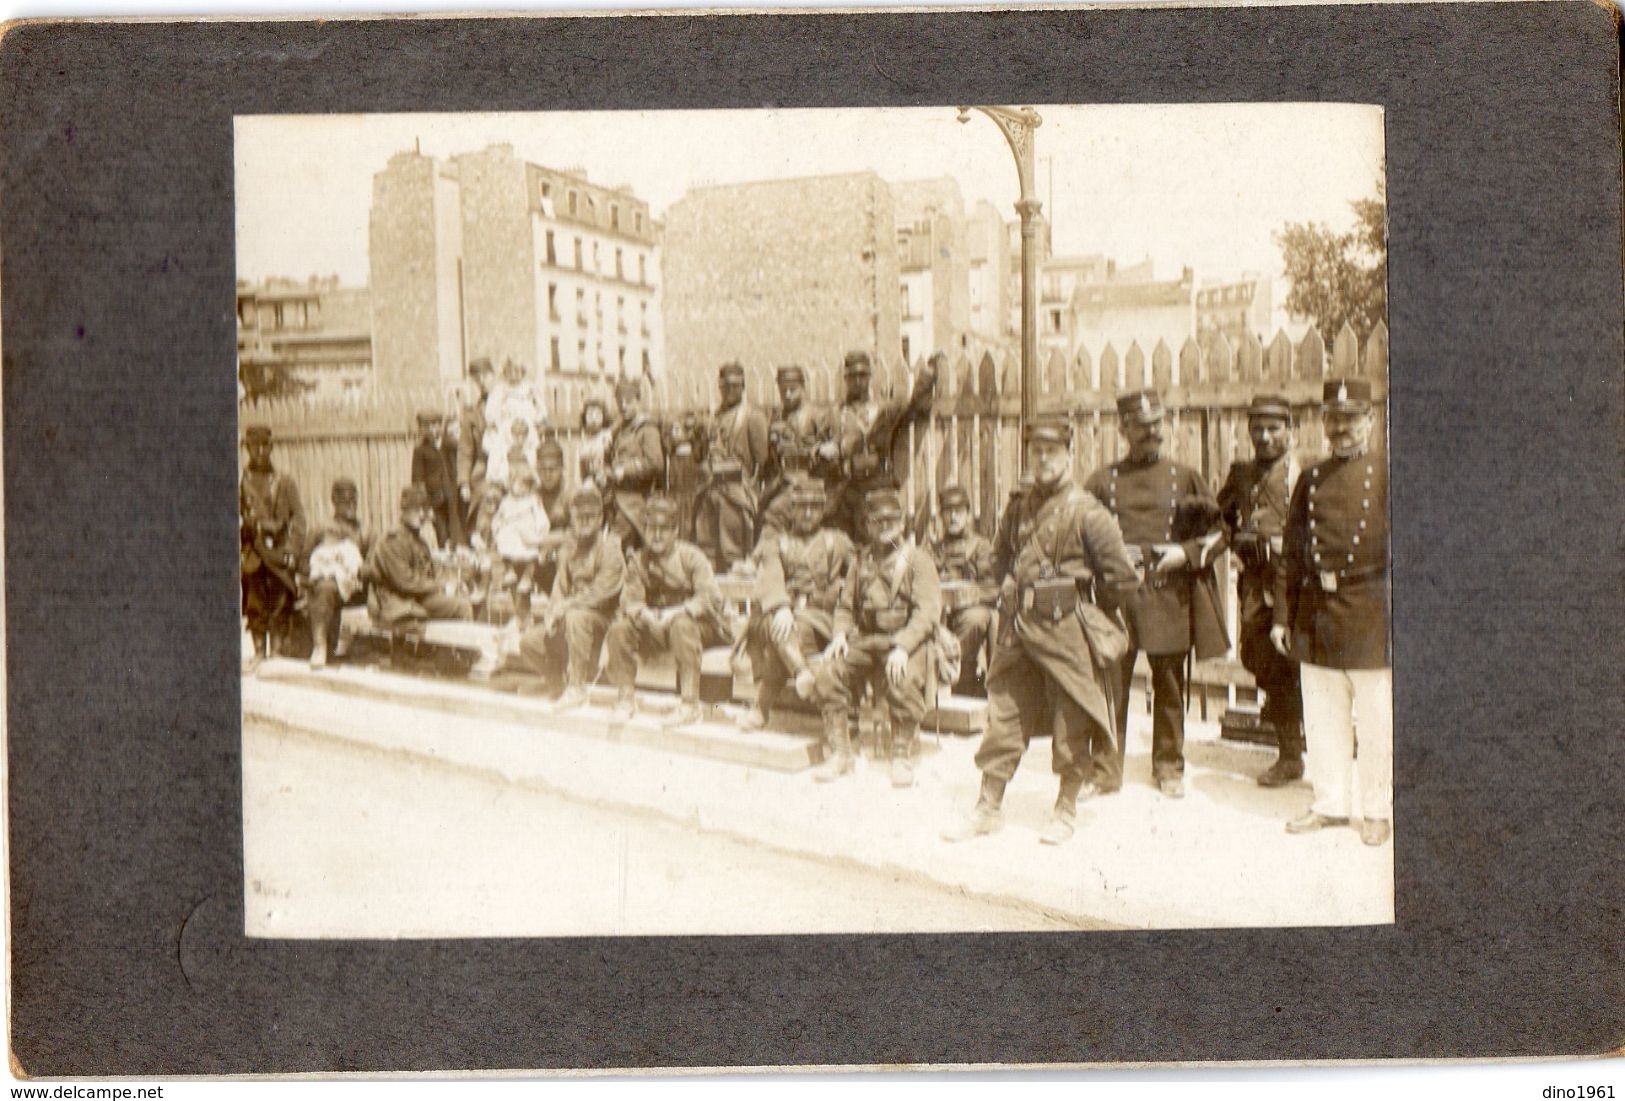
[792, 479, 828, 506]
[843, 350, 872, 376]
[1247, 393, 1292, 420]
[865, 488, 904, 519]
[614, 378, 642, 401]
[330, 476, 359, 497]
[570, 484, 604, 511]
[719, 362, 746, 382]
[1023, 415, 1073, 445]
[776, 364, 806, 385]
[1321, 378, 1373, 412]
[416, 408, 445, 424]
[644, 496, 680, 524]
[468, 357, 495, 376]
[400, 484, 431, 511]
[1116, 389, 1165, 424]
[536, 439, 565, 463]
[939, 483, 972, 511]
[243, 425, 273, 443]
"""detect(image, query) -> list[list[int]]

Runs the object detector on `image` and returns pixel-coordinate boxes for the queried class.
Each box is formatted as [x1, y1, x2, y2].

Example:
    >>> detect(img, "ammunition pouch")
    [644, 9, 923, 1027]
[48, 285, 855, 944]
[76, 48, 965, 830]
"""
[848, 451, 881, 480]
[707, 458, 745, 483]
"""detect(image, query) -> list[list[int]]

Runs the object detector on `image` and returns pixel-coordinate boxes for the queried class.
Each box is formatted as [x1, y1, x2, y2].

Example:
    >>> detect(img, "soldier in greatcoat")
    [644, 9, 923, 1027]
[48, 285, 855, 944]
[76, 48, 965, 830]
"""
[1084, 390, 1229, 799]
[740, 480, 856, 730]
[693, 362, 771, 572]
[943, 417, 1139, 845]
[411, 409, 465, 548]
[827, 350, 938, 541]
[368, 485, 474, 629]
[1274, 379, 1393, 847]
[598, 378, 665, 552]
[604, 496, 733, 727]
[240, 425, 306, 670]
[812, 488, 942, 788]
[931, 483, 999, 697]
[518, 485, 624, 709]
[1217, 393, 1306, 786]
[759, 364, 837, 537]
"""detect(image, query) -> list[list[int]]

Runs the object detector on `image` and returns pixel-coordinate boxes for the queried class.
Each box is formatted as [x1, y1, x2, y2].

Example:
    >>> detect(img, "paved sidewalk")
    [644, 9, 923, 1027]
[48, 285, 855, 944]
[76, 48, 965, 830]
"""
[243, 662, 1394, 933]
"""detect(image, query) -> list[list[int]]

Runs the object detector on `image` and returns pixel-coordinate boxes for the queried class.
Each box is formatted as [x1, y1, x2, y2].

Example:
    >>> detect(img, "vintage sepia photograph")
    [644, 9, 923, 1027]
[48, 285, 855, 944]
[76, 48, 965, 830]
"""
[236, 103, 1392, 938]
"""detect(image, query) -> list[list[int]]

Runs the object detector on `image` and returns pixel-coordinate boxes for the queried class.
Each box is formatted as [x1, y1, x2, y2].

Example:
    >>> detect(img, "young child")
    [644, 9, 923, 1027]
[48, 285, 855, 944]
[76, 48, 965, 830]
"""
[576, 397, 615, 485]
[305, 522, 365, 669]
[483, 358, 547, 446]
[484, 416, 538, 489]
[492, 465, 551, 622]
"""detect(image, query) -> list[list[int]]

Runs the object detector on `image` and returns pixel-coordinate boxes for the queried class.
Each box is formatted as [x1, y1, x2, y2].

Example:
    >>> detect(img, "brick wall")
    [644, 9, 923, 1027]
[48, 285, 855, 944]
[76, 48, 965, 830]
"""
[369, 153, 449, 391]
[662, 172, 901, 397]
[456, 146, 538, 377]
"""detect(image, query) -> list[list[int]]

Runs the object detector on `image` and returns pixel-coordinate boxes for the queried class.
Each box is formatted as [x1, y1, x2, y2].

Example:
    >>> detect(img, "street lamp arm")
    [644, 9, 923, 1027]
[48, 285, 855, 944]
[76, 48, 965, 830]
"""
[956, 105, 1043, 200]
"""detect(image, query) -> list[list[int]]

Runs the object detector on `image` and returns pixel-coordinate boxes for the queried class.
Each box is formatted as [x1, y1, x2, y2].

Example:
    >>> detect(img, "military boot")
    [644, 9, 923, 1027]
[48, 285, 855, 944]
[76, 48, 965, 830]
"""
[889, 721, 920, 789]
[812, 711, 855, 783]
[942, 774, 1006, 841]
[1258, 722, 1306, 787]
[665, 671, 703, 728]
[611, 688, 637, 721]
[1040, 774, 1084, 845]
[309, 623, 329, 670]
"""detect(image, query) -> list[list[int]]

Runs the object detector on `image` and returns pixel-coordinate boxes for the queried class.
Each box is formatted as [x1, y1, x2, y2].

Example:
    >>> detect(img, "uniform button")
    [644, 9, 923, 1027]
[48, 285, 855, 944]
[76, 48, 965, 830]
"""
[1313, 553, 1322, 563]
[1364, 480, 1371, 489]
[1347, 554, 1355, 564]
[1366, 465, 1374, 475]
[1360, 520, 1367, 529]
[1363, 499, 1370, 509]
[1353, 535, 1361, 545]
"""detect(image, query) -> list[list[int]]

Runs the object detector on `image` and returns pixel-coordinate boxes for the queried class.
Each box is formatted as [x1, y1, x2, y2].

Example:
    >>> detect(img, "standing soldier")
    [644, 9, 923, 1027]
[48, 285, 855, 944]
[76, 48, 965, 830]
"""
[741, 480, 855, 730]
[599, 378, 664, 551]
[812, 488, 941, 788]
[759, 364, 836, 537]
[828, 350, 938, 541]
[1084, 390, 1229, 800]
[411, 409, 465, 548]
[518, 485, 624, 709]
[604, 496, 733, 727]
[1273, 379, 1392, 846]
[1218, 394, 1306, 786]
[240, 425, 306, 671]
[931, 483, 999, 696]
[694, 362, 771, 572]
[944, 417, 1140, 845]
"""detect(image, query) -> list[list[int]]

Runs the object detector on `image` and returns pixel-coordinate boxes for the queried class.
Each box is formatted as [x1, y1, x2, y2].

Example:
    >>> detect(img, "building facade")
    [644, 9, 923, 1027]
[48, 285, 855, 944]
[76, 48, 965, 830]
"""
[237, 278, 373, 398]
[369, 144, 662, 393]
[661, 172, 902, 398]
[1195, 272, 1273, 351]
[892, 178, 971, 364]
[1070, 265, 1198, 380]
[965, 199, 1009, 350]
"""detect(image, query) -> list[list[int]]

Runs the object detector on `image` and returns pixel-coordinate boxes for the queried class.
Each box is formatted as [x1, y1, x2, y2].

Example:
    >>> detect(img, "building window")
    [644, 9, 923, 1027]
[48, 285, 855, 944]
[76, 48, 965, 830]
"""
[548, 283, 559, 322]
[611, 204, 620, 230]
[640, 301, 649, 336]
[1049, 309, 1063, 333]
[642, 349, 651, 375]
[615, 248, 623, 281]
[901, 336, 911, 363]
[634, 211, 643, 234]
[545, 231, 557, 266]
[575, 288, 586, 326]
[592, 241, 601, 271]
[550, 336, 561, 371]
[577, 338, 587, 368]
[618, 347, 627, 373]
[574, 238, 583, 271]
[638, 254, 647, 285]
[568, 190, 578, 215]
[616, 296, 626, 333]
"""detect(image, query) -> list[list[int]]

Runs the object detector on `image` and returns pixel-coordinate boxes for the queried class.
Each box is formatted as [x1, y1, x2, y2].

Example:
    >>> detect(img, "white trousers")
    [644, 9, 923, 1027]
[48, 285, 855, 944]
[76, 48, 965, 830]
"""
[1300, 662, 1394, 820]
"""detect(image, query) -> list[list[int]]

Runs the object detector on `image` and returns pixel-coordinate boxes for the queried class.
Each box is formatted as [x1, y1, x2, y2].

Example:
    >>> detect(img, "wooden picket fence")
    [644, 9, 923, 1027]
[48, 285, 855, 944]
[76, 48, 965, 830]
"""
[241, 320, 1389, 707]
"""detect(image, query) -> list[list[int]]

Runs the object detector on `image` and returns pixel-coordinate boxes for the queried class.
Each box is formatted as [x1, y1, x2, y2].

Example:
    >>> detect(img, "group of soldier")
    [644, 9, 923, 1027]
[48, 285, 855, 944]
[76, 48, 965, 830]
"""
[243, 345, 1392, 849]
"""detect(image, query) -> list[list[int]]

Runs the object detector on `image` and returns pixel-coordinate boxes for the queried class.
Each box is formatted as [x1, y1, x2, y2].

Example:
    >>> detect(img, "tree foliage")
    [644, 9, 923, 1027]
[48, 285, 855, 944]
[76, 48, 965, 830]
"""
[1275, 180, 1388, 341]
[239, 359, 315, 403]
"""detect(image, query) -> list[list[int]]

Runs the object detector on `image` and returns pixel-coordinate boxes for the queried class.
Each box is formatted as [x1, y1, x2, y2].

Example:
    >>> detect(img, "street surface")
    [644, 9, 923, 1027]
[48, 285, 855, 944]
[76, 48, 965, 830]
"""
[245, 717, 1083, 936]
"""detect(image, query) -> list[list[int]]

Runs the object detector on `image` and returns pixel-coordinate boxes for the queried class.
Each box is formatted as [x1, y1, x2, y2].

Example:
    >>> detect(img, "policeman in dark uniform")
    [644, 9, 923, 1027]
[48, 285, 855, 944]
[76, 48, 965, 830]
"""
[1084, 390, 1229, 799]
[1274, 379, 1392, 846]
[1218, 393, 1306, 786]
[813, 488, 941, 788]
[944, 417, 1139, 844]
[828, 350, 937, 541]
[931, 483, 998, 696]
[240, 425, 306, 670]
[759, 364, 836, 537]
[694, 361, 771, 571]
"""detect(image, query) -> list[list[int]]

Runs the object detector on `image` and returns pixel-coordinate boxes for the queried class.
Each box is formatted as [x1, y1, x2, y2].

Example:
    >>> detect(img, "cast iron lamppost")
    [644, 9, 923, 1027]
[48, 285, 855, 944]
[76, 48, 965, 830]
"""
[957, 105, 1043, 434]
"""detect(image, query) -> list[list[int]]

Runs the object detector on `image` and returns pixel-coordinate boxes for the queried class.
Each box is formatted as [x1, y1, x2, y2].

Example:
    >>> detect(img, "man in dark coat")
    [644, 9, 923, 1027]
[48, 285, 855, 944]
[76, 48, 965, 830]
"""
[1217, 393, 1306, 786]
[457, 357, 497, 530]
[1084, 390, 1229, 799]
[411, 409, 464, 547]
[1274, 378, 1392, 846]
[598, 378, 665, 551]
[944, 417, 1139, 844]
[368, 485, 473, 628]
[240, 425, 306, 670]
[759, 364, 836, 537]
[694, 361, 771, 571]
[931, 483, 999, 697]
[827, 350, 938, 541]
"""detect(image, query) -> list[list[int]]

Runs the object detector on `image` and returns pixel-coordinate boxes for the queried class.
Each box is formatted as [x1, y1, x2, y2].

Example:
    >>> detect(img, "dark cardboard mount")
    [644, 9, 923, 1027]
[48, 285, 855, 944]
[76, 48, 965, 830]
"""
[3, 4, 1621, 1075]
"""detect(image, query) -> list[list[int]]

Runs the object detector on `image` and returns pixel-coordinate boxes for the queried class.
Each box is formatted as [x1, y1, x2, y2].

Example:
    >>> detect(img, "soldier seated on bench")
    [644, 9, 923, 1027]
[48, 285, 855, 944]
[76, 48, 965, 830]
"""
[740, 479, 856, 730]
[603, 495, 733, 728]
[517, 485, 624, 709]
[931, 483, 999, 697]
[811, 488, 942, 788]
[369, 484, 474, 630]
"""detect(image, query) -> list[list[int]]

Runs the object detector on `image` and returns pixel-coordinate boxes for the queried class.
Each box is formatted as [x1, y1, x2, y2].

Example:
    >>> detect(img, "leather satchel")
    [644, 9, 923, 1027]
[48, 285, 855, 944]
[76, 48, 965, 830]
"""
[1077, 599, 1131, 668]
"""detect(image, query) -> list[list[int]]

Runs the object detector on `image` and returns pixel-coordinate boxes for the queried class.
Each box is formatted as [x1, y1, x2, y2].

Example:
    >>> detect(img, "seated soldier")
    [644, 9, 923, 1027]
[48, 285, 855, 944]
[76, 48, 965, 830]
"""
[740, 479, 856, 730]
[603, 495, 733, 727]
[369, 485, 474, 629]
[812, 488, 942, 787]
[518, 485, 624, 708]
[302, 477, 373, 669]
[931, 483, 999, 696]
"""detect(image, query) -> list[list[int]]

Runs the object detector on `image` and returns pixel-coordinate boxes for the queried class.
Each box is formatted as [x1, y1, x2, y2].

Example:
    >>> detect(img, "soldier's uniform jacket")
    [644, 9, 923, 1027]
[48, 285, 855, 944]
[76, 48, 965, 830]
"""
[606, 414, 665, 494]
[369, 524, 444, 625]
[1274, 447, 1390, 669]
[240, 467, 306, 583]
[411, 437, 464, 545]
[549, 530, 625, 615]
[833, 375, 934, 485]
[834, 540, 941, 655]
[1084, 457, 1228, 658]
[932, 531, 998, 610]
[764, 405, 836, 491]
[989, 480, 1140, 734]
[699, 401, 771, 491]
[1218, 453, 1300, 590]
[622, 539, 730, 639]
[754, 528, 855, 621]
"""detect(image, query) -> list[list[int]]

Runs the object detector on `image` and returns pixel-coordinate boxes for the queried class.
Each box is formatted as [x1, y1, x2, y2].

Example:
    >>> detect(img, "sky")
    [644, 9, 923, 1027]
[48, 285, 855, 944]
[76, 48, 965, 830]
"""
[236, 103, 1385, 291]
